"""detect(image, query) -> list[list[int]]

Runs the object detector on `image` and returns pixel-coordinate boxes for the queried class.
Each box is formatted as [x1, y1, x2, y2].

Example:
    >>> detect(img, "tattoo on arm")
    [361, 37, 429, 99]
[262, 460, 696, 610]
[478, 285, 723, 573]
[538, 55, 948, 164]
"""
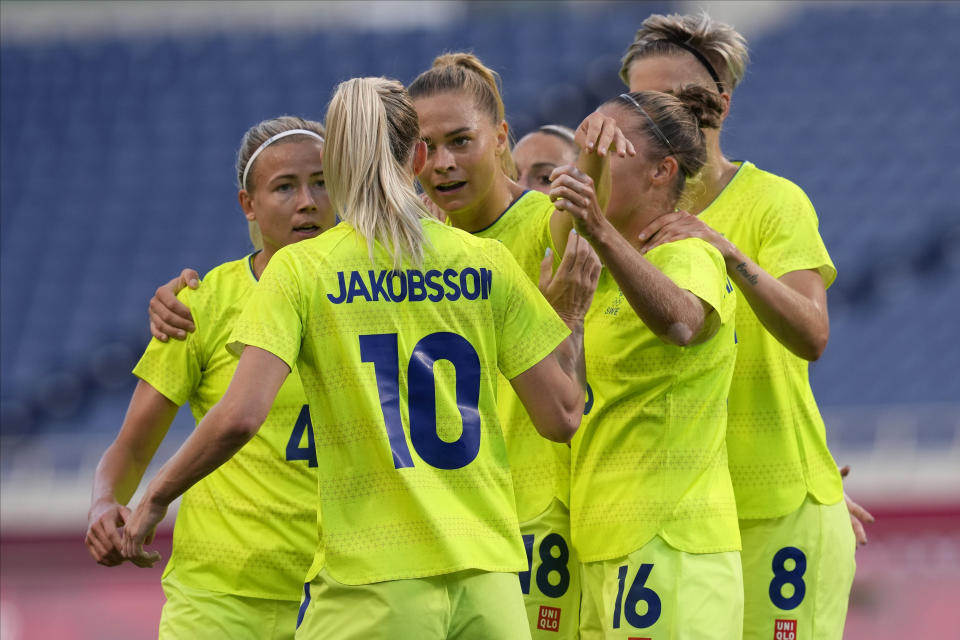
[736, 262, 759, 286]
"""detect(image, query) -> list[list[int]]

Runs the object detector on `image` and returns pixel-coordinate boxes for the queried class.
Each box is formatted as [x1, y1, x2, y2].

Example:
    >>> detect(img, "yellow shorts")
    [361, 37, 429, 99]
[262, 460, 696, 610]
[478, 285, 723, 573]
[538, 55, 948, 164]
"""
[295, 568, 531, 640]
[740, 495, 856, 640]
[159, 569, 299, 640]
[520, 498, 581, 639]
[579, 535, 743, 640]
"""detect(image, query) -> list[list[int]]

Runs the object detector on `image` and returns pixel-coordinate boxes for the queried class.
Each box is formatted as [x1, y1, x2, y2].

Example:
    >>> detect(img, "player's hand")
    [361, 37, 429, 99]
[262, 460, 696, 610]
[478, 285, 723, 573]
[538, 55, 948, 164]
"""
[637, 210, 733, 258]
[149, 269, 200, 342]
[840, 465, 875, 546]
[549, 166, 609, 246]
[419, 192, 447, 223]
[121, 497, 167, 568]
[574, 111, 635, 159]
[539, 229, 601, 324]
[85, 500, 131, 567]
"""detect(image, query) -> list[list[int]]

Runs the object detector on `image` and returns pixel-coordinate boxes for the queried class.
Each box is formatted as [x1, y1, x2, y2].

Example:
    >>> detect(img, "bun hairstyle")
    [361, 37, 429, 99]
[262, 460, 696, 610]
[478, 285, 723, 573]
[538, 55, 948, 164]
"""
[324, 77, 429, 268]
[408, 52, 517, 179]
[236, 116, 326, 250]
[609, 85, 724, 203]
[620, 11, 749, 93]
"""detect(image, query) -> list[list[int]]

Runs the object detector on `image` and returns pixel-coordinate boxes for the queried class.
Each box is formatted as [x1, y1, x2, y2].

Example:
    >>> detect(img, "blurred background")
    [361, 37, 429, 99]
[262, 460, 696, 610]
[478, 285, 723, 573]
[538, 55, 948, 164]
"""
[1, 0, 958, 637]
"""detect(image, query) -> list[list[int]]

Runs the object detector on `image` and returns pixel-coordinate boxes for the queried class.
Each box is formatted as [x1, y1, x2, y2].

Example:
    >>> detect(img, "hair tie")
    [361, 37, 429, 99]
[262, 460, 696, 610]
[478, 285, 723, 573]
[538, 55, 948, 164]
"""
[241, 129, 325, 190]
[665, 40, 724, 94]
[618, 93, 675, 153]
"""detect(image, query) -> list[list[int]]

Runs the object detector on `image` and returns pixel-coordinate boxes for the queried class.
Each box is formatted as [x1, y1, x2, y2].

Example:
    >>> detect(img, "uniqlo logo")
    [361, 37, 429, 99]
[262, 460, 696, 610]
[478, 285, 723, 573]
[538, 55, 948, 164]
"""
[774, 619, 797, 639]
[537, 605, 561, 632]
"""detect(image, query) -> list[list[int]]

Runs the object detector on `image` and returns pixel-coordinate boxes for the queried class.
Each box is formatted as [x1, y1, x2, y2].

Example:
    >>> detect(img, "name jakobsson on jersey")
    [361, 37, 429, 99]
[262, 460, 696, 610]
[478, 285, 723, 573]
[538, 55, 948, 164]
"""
[327, 267, 494, 304]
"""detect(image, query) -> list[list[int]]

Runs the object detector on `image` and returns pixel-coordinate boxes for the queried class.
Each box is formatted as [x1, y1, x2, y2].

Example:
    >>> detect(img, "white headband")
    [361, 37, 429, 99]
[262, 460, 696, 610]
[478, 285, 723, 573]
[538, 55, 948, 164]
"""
[241, 128, 325, 189]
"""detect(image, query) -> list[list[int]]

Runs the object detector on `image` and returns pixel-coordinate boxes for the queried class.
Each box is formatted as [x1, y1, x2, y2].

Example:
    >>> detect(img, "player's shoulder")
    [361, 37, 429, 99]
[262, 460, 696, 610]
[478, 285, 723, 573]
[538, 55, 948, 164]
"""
[180, 256, 253, 305]
[734, 161, 812, 207]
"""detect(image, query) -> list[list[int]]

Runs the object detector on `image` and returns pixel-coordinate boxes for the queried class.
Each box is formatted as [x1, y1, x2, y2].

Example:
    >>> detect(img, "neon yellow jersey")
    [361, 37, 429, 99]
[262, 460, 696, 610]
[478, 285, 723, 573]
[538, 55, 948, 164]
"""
[472, 190, 570, 521]
[229, 219, 570, 585]
[571, 238, 740, 561]
[133, 255, 317, 601]
[699, 161, 843, 519]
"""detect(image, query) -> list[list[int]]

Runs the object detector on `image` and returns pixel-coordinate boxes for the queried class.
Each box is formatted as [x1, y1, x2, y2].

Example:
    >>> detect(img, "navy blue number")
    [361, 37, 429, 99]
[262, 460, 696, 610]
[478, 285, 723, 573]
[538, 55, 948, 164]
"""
[361, 331, 481, 470]
[360, 333, 415, 468]
[769, 546, 806, 610]
[519, 534, 535, 594]
[613, 563, 661, 629]
[536, 533, 570, 598]
[583, 382, 594, 415]
[285, 405, 317, 467]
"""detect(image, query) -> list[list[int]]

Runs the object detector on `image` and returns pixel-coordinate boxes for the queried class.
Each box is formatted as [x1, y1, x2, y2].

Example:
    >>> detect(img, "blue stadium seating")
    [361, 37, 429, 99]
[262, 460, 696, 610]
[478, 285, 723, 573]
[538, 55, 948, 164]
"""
[1, 1, 957, 441]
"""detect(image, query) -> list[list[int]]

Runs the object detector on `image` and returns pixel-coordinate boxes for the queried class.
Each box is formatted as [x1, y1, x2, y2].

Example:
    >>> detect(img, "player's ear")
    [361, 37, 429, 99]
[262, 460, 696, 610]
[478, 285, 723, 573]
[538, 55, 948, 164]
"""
[238, 189, 256, 222]
[650, 155, 679, 187]
[411, 140, 427, 176]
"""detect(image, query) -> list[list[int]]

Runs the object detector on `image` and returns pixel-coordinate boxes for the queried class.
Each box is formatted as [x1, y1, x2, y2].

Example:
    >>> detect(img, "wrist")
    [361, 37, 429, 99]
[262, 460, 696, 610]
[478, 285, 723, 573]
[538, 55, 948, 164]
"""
[723, 245, 747, 271]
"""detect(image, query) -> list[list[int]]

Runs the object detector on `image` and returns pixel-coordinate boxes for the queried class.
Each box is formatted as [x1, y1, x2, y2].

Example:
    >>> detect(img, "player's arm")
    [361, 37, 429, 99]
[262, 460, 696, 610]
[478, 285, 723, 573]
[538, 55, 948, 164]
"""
[510, 230, 601, 443]
[637, 211, 829, 361]
[550, 166, 714, 346]
[86, 381, 178, 567]
[549, 113, 635, 255]
[149, 268, 201, 342]
[121, 347, 290, 565]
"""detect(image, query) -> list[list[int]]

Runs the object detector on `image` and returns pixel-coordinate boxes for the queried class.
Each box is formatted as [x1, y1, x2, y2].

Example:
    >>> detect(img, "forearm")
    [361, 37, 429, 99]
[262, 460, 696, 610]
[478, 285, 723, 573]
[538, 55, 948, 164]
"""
[594, 228, 704, 345]
[553, 319, 587, 412]
[142, 402, 259, 507]
[725, 250, 829, 360]
[90, 444, 152, 511]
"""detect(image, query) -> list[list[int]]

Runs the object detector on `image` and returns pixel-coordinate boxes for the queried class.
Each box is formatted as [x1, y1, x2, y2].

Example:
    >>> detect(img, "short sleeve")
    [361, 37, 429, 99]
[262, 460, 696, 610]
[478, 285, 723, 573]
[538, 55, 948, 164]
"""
[228, 249, 304, 369]
[492, 242, 570, 379]
[648, 238, 732, 325]
[132, 287, 205, 406]
[755, 184, 837, 288]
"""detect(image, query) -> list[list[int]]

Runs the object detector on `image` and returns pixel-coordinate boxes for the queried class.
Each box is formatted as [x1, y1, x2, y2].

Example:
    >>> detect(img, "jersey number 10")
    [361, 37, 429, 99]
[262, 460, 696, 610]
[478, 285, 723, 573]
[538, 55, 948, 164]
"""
[361, 331, 482, 470]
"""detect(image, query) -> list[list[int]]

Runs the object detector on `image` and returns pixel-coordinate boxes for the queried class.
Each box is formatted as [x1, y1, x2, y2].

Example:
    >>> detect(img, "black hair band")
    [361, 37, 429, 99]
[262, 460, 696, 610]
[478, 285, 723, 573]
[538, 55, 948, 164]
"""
[666, 40, 724, 94]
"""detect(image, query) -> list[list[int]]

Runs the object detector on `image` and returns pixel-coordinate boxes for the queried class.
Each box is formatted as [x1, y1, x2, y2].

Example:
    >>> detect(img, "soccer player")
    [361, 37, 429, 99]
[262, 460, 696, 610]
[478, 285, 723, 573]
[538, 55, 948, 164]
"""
[553, 87, 742, 639]
[122, 77, 594, 639]
[408, 52, 630, 639]
[513, 124, 579, 194]
[85, 116, 333, 639]
[620, 12, 858, 638]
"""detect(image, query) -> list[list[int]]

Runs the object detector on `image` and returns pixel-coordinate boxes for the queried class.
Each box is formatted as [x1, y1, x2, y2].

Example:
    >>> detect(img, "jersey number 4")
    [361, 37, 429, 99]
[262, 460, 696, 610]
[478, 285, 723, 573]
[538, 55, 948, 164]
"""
[361, 332, 481, 470]
[285, 405, 317, 467]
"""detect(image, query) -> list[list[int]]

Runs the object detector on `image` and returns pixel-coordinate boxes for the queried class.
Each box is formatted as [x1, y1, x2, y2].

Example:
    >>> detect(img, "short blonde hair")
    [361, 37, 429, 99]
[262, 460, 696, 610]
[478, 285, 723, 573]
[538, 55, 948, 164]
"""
[324, 77, 429, 268]
[620, 11, 749, 92]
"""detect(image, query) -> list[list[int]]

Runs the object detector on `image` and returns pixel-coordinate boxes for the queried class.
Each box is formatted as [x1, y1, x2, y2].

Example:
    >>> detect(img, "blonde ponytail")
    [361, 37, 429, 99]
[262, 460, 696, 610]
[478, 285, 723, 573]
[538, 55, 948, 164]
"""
[325, 77, 429, 268]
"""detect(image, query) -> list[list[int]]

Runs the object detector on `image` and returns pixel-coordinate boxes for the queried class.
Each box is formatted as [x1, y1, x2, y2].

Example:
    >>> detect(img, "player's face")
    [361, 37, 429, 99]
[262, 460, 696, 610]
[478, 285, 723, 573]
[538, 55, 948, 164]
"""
[513, 132, 577, 194]
[626, 54, 713, 94]
[601, 104, 662, 231]
[415, 90, 507, 216]
[242, 139, 333, 255]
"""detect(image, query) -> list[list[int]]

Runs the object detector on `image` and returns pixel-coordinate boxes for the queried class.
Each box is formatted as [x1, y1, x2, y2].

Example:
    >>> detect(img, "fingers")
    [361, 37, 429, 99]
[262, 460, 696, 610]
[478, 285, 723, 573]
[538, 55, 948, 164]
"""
[84, 530, 123, 566]
[149, 289, 195, 341]
[850, 516, 867, 546]
[129, 549, 162, 568]
[637, 211, 683, 243]
[844, 492, 874, 546]
[179, 269, 200, 290]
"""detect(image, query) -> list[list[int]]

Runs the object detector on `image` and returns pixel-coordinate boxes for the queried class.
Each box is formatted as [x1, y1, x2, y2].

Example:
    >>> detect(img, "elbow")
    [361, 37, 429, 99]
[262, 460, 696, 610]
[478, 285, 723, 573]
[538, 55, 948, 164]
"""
[663, 320, 699, 347]
[549, 412, 580, 444]
[217, 404, 265, 444]
[800, 332, 829, 362]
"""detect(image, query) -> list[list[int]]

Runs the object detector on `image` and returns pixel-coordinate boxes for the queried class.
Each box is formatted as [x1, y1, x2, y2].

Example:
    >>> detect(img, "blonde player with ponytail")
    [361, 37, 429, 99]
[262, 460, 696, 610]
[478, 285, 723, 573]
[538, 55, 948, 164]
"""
[85, 117, 332, 639]
[408, 52, 630, 640]
[122, 77, 596, 639]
